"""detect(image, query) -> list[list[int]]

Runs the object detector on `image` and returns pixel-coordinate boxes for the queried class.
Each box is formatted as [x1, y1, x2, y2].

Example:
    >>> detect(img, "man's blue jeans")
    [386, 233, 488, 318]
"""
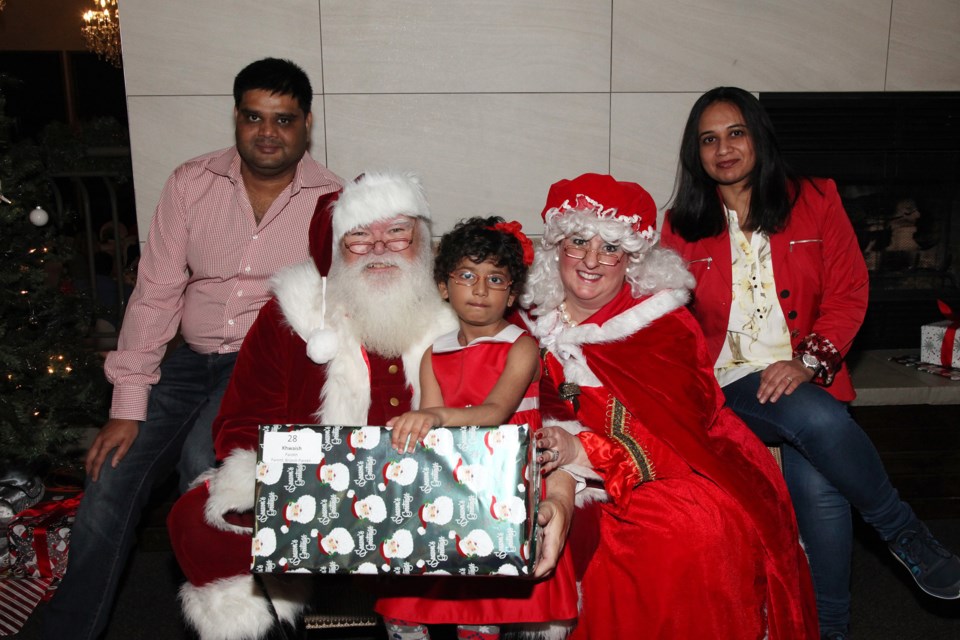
[723, 371, 916, 633]
[42, 344, 237, 640]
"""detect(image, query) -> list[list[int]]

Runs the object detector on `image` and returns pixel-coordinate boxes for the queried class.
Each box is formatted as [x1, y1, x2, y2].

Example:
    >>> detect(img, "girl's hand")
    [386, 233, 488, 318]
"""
[535, 427, 586, 474]
[387, 410, 442, 453]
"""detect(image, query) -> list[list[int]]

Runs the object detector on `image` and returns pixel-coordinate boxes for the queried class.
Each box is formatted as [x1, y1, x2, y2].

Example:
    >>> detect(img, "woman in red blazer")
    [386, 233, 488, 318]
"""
[660, 86, 960, 640]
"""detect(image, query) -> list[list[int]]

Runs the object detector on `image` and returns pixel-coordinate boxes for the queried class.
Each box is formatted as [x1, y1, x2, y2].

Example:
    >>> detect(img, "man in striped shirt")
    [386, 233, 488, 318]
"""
[43, 58, 343, 640]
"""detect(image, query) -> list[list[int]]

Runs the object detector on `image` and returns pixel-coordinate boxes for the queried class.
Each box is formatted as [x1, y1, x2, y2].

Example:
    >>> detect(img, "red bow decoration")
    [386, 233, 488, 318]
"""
[937, 299, 959, 367]
[490, 221, 534, 266]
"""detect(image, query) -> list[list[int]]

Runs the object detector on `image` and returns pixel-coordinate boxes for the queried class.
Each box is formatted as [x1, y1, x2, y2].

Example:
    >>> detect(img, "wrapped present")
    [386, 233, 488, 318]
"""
[252, 424, 541, 577]
[7, 494, 81, 581]
[920, 300, 960, 369]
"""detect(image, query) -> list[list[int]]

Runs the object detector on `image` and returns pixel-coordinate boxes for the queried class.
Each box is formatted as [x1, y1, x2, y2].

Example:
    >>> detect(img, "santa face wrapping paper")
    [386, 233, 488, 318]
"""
[252, 424, 541, 577]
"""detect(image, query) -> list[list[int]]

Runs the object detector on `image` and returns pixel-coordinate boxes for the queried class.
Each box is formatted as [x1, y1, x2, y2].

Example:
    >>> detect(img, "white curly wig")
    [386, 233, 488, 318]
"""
[520, 208, 694, 315]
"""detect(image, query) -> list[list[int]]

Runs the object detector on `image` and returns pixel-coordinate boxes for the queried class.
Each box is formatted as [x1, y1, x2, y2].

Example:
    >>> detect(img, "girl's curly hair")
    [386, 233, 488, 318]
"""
[434, 216, 529, 296]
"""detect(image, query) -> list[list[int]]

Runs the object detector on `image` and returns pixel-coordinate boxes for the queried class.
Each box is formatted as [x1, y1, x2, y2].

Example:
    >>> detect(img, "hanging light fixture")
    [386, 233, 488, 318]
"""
[81, 0, 122, 69]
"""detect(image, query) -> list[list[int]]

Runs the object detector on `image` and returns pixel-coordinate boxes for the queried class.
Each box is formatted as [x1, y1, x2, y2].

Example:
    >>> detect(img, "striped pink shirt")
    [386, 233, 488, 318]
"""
[104, 147, 342, 421]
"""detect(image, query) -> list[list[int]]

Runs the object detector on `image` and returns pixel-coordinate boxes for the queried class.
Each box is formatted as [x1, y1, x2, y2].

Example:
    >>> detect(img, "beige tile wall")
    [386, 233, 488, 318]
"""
[120, 0, 960, 237]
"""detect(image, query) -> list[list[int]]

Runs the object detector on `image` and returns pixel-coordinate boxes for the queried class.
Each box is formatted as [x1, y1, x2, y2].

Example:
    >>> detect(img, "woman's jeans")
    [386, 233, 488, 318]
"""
[42, 344, 237, 640]
[723, 371, 916, 633]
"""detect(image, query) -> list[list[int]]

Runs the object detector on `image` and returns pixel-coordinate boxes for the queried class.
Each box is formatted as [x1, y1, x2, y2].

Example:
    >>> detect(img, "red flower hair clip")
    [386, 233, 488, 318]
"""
[490, 220, 534, 266]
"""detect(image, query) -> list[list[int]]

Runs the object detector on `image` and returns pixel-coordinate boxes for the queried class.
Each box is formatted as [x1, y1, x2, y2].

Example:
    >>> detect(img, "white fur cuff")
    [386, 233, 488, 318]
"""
[205, 449, 258, 535]
[179, 575, 311, 640]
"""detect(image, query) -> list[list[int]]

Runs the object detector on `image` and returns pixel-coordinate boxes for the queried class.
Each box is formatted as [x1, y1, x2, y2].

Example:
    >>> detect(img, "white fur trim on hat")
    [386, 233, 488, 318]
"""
[179, 574, 311, 640]
[332, 171, 430, 241]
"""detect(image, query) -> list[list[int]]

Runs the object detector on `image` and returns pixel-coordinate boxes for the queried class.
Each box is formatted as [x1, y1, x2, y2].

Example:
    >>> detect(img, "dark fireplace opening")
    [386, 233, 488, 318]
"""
[760, 92, 960, 351]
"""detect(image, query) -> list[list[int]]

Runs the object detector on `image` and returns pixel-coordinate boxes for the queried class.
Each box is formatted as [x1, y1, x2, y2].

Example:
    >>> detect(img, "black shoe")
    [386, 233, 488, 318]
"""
[889, 521, 960, 599]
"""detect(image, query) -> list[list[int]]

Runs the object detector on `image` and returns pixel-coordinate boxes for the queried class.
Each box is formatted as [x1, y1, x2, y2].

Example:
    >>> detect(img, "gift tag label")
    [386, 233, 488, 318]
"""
[262, 429, 324, 464]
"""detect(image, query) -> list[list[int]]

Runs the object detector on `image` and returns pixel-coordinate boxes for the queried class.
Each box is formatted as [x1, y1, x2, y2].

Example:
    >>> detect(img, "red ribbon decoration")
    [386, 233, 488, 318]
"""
[937, 299, 959, 368]
[12, 494, 83, 580]
[489, 221, 535, 266]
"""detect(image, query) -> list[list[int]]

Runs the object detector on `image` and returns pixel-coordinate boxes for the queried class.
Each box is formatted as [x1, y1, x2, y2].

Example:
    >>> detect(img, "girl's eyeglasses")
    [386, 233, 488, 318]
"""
[449, 269, 512, 291]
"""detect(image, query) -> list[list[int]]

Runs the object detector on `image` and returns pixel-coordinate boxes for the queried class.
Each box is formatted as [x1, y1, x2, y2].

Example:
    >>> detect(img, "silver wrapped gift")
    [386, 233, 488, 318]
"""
[252, 424, 541, 577]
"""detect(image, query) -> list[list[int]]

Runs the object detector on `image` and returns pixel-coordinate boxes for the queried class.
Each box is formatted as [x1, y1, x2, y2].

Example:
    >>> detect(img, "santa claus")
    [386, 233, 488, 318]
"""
[380, 529, 415, 563]
[281, 495, 317, 534]
[490, 495, 527, 524]
[455, 529, 495, 558]
[420, 427, 454, 456]
[346, 426, 381, 461]
[165, 171, 458, 639]
[416, 495, 454, 533]
[251, 528, 277, 557]
[317, 526, 355, 556]
[451, 457, 487, 493]
[483, 424, 521, 454]
[378, 457, 418, 491]
[349, 492, 387, 524]
[316, 459, 350, 492]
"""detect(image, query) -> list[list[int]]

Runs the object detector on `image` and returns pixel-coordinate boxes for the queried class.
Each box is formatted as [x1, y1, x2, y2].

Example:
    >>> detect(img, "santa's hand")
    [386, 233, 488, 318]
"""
[387, 411, 442, 454]
[532, 474, 575, 579]
[535, 427, 586, 474]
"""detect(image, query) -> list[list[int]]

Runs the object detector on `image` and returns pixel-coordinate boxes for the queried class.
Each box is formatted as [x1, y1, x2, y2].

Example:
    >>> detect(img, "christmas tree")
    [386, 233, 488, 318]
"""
[0, 76, 109, 474]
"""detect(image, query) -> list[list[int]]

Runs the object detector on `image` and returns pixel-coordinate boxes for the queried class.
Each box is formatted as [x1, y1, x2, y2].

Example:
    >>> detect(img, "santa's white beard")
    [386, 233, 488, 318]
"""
[327, 245, 440, 358]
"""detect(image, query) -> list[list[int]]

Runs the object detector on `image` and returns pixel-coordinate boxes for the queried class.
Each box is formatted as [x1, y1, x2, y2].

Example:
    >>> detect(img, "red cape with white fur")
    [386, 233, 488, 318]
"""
[523, 284, 818, 639]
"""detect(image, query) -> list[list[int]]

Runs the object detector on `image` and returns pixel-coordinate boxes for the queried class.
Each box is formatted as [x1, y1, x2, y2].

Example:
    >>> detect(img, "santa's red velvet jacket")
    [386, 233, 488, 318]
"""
[660, 177, 868, 401]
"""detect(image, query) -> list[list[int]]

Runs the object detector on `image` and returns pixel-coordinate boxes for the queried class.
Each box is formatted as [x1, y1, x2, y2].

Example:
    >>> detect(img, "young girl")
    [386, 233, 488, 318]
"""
[376, 216, 577, 640]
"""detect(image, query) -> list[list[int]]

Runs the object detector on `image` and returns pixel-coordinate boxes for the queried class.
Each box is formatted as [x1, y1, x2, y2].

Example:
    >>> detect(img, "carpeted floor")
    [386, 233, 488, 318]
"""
[14, 518, 960, 639]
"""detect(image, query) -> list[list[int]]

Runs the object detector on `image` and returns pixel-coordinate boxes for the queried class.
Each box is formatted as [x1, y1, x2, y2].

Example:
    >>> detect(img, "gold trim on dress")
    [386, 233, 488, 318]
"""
[607, 397, 655, 485]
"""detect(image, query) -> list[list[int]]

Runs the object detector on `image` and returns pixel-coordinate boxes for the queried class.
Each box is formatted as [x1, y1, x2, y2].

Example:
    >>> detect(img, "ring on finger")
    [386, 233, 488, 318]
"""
[551, 449, 560, 462]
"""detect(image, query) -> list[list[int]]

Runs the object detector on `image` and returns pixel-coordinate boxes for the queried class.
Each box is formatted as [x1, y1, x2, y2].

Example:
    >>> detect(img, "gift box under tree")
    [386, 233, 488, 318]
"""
[252, 424, 540, 577]
[0, 494, 80, 635]
[6, 494, 79, 581]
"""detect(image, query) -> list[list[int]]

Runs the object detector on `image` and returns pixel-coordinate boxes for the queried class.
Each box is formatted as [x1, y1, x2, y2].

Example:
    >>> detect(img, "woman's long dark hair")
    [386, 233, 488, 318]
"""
[668, 87, 800, 242]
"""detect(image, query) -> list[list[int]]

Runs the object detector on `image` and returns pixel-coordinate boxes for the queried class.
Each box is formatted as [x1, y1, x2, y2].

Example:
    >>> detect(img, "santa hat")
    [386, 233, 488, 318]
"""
[351, 493, 360, 519]
[484, 431, 495, 455]
[540, 173, 658, 244]
[452, 458, 463, 483]
[347, 431, 359, 456]
[418, 504, 428, 534]
[331, 171, 430, 248]
[490, 496, 499, 520]
[315, 459, 327, 482]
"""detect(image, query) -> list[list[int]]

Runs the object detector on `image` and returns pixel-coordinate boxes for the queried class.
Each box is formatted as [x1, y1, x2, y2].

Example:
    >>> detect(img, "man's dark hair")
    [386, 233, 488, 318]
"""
[434, 216, 529, 297]
[233, 58, 313, 115]
[668, 86, 802, 242]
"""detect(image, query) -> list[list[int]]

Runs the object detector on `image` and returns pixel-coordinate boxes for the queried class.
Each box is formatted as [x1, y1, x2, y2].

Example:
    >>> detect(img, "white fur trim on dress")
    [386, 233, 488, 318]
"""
[332, 171, 430, 241]
[532, 289, 688, 387]
[205, 449, 257, 536]
[179, 574, 311, 640]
